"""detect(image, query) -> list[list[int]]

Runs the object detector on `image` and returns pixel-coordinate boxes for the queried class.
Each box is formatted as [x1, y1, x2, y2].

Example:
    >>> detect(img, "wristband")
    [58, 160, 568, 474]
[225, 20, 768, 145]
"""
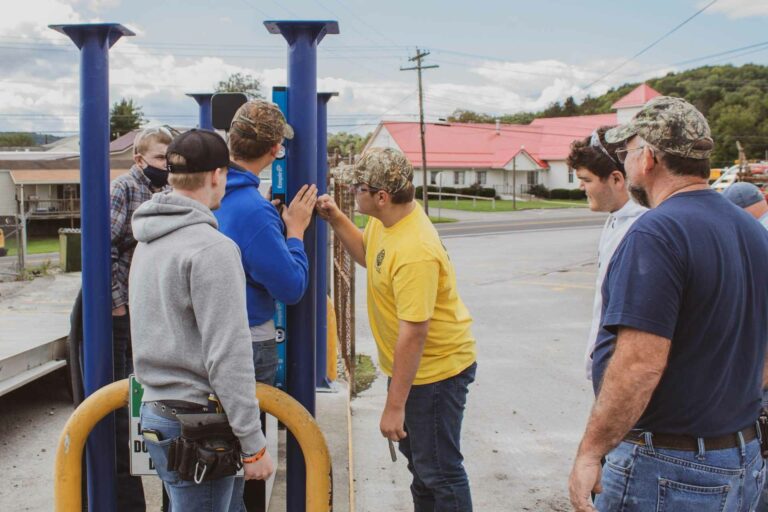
[241, 447, 266, 464]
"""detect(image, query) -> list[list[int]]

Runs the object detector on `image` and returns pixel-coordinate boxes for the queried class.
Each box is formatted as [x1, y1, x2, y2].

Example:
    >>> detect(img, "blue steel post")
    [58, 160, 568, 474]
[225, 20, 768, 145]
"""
[186, 93, 213, 129]
[50, 23, 134, 512]
[265, 20, 339, 512]
[316, 92, 338, 390]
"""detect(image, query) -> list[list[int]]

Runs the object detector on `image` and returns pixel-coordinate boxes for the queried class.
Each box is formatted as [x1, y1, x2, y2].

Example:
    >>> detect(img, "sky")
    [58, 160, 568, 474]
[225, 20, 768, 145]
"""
[1, 0, 767, 136]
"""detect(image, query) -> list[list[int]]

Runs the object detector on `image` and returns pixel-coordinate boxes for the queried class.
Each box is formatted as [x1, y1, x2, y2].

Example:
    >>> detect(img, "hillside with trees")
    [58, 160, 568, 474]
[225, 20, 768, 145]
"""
[447, 64, 768, 167]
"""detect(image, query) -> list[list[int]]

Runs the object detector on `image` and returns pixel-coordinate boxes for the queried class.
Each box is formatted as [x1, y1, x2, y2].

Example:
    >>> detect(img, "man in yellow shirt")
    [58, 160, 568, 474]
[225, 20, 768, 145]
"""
[316, 147, 477, 511]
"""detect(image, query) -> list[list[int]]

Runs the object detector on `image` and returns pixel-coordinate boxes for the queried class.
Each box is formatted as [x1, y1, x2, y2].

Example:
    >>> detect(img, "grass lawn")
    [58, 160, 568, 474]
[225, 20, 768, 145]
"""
[3, 236, 60, 256]
[420, 198, 588, 212]
[353, 213, 458, 228]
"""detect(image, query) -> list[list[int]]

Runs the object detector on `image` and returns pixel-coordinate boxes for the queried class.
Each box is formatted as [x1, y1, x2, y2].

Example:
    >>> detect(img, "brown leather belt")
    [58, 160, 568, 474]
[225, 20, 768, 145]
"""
[623, 426, 758, 451]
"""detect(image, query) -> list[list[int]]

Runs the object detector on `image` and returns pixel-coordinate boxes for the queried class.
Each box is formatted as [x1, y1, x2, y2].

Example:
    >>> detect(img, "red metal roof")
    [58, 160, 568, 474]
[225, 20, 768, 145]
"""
[611, 84, 661, 109]
[380, 112, 616, 169]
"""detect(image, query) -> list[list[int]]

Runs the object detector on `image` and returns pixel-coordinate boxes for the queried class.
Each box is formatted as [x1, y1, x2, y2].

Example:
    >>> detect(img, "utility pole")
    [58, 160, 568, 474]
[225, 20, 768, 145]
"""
[401, 48, 438, 215]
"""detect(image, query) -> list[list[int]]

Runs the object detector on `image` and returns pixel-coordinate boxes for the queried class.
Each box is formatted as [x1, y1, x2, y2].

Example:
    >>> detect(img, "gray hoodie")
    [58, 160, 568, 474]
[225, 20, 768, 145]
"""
[129, 192, 265, 454]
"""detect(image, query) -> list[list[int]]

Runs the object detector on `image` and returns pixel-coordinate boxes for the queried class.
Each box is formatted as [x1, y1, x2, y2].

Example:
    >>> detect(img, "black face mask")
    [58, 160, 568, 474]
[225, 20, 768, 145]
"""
[143, 164, 168, 188]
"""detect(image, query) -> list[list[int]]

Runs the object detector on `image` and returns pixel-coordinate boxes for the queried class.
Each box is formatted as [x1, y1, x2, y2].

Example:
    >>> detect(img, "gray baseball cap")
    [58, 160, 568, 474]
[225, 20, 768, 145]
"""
[722, 182, 765, 209]
[605, 96, 713, 159]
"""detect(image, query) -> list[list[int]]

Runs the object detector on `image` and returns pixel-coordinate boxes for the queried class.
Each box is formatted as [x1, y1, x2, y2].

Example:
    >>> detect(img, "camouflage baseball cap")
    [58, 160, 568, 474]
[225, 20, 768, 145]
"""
[333, 147, 414, 194]
[229, 100, 294, 144]
[605, 96, 713, 159]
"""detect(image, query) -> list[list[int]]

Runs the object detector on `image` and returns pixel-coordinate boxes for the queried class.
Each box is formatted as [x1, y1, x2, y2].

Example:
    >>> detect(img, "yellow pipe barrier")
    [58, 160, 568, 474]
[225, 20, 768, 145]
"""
[55, 379, 332, 511]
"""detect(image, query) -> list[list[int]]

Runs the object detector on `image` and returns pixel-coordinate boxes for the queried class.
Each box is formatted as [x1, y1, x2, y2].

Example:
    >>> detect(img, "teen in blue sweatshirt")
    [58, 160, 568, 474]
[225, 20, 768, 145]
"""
[216, 164, 309, 322]
[214, 100, 317, 512]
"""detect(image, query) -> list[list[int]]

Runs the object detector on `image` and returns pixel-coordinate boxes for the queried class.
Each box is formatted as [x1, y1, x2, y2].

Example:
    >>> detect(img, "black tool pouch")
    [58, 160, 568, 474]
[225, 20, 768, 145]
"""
[759, 409, 768, 458]
[166, 413, 242, 483]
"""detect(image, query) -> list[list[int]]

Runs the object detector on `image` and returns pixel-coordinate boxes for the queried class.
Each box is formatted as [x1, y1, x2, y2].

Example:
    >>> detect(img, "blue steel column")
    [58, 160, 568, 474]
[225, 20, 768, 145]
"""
[316, 92, 337, 389]
[186, 93, 213, 129]
[265, 20, 338, 512]
[50, 23, 134, 512]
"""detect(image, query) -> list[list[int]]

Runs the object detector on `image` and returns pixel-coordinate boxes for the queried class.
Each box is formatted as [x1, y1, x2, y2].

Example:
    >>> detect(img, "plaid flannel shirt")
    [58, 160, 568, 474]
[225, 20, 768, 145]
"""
[110, 165, 167, 309]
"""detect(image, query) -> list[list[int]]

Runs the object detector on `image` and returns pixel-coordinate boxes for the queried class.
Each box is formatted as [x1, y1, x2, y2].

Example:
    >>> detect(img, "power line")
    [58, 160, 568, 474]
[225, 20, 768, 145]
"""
[584, 0, 719, 89]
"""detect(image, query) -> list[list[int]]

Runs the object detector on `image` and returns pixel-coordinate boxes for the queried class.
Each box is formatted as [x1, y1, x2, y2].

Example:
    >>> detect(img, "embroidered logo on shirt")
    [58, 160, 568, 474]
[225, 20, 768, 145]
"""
[375, 249, 385, 273]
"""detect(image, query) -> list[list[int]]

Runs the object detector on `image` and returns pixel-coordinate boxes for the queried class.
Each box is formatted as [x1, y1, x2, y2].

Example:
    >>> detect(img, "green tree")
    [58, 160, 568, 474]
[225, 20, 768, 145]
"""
[0, 132, 36, 147]
[110, 98, 145, 140]
[215, 73, 263, 99]
[327, 131, 371, 157]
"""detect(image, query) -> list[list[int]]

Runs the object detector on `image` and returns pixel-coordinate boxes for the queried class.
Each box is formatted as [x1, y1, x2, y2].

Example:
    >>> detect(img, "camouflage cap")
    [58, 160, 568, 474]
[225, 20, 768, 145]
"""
[333, 147, 414, 193]
[229, 100, 294, 144]
[605, 96, 713, 160]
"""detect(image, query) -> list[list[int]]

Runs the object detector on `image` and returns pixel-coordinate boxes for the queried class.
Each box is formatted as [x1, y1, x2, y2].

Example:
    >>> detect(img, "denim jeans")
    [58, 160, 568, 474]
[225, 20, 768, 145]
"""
[113, 312, 146, 511]
[756, 393, 768, 512]
[396, 362, 476, 512]
[595, 434, 765, 512]
[229, 338, 278, 512]
[140, 404, 235, 511]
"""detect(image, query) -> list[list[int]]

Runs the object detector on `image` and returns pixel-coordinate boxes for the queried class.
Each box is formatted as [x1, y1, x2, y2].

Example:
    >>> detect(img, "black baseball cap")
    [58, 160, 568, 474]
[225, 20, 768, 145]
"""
[166, 129, 229, 173]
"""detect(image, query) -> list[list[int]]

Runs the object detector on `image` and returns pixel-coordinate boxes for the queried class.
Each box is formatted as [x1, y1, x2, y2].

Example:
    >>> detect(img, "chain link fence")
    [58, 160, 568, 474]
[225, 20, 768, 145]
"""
[332, 179, 357, 393]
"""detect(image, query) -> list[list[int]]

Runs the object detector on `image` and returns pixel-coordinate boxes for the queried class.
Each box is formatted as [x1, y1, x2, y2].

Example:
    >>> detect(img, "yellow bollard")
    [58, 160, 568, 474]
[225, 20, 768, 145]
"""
[55, 380, 332, 511]
[327, 296, 338, 382]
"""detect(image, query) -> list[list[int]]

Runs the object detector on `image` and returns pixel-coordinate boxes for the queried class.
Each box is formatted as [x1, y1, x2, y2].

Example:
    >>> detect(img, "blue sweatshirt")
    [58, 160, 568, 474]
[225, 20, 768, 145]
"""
[214, 164, 309, 326]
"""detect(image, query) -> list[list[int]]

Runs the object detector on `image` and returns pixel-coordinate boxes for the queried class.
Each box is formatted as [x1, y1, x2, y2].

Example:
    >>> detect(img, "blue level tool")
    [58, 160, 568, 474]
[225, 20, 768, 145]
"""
[271, 86, 289, 390]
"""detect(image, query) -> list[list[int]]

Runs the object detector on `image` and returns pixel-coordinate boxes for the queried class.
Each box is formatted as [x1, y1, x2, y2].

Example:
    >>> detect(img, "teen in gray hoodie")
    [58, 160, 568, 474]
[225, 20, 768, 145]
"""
[129, 130, 273, 509]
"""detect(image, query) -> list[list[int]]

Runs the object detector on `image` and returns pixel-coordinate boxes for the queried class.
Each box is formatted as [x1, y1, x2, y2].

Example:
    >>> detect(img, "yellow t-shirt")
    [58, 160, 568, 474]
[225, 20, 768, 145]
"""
[363, 203, 476, 385]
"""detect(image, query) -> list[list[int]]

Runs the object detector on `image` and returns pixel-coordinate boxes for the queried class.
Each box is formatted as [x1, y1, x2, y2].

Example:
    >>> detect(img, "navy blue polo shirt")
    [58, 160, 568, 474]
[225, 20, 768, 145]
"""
[592, 189, 768, 437]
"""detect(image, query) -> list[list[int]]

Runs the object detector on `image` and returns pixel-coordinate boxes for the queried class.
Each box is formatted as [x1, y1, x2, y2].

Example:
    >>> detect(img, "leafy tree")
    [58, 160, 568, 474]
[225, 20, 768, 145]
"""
[215, 73, 263, 99]
[327, 131, 371, 157]
[439, 64, 768, 166]
[0, 132, 36, 147]
[110, 98, 145, 140]
[447, 109, 496, 124]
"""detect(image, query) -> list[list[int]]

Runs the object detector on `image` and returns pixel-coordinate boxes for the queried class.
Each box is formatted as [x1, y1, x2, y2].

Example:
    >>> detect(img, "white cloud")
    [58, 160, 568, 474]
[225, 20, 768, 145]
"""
[0, 0, 686, 136]
[1, 0, 83, 40]
[704, 0, 768, 18]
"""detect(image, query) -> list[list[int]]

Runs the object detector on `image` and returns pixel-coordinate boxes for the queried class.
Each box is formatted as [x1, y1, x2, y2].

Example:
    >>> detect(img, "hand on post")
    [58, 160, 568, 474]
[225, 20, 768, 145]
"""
[315, 194, 341, 223]
[282, 184, 318, 237]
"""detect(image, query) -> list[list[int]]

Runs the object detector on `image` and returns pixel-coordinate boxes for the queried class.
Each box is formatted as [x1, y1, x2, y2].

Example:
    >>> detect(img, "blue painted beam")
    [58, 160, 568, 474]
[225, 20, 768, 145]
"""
[50, 22, 134, 512]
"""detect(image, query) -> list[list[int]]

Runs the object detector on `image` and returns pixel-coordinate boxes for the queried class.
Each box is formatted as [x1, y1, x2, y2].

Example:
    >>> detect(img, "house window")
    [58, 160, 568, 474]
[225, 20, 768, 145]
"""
[568, 167, 575, 184]
[454, 171, 466, 185]
[476, 171, 487, 185]
[430, 171, 438, 185]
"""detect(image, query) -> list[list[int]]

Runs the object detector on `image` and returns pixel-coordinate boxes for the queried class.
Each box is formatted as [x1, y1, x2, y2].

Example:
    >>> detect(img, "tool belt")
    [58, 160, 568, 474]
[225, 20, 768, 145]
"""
[166, 413, 242, 484]
[624, 425, 758, 452]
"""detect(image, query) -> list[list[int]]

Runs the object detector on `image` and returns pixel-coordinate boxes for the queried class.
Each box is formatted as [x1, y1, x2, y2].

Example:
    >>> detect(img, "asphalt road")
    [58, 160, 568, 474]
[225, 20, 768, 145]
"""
[436, 213, 606, 238]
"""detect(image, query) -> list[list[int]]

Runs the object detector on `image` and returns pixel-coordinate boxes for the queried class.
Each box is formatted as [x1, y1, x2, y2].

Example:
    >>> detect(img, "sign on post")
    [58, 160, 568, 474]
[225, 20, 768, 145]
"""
[129, 375, 155, 476]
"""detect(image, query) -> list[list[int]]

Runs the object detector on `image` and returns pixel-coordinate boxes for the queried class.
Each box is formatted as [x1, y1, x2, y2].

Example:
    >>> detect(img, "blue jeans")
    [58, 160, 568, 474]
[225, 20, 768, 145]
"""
[229, 338, 278, 512]
[397, 362, 476, 512]
[140, 404, 235, 512]
[596, 434, 766, 512]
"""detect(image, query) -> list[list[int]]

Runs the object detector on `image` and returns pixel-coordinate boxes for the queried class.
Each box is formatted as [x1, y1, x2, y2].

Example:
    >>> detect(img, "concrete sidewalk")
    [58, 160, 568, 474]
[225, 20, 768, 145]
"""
[351, 224, 601, 511]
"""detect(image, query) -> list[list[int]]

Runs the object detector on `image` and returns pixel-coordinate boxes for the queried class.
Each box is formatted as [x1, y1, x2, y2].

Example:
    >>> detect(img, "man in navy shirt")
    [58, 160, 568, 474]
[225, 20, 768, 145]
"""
[569, 96, 768, 512]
